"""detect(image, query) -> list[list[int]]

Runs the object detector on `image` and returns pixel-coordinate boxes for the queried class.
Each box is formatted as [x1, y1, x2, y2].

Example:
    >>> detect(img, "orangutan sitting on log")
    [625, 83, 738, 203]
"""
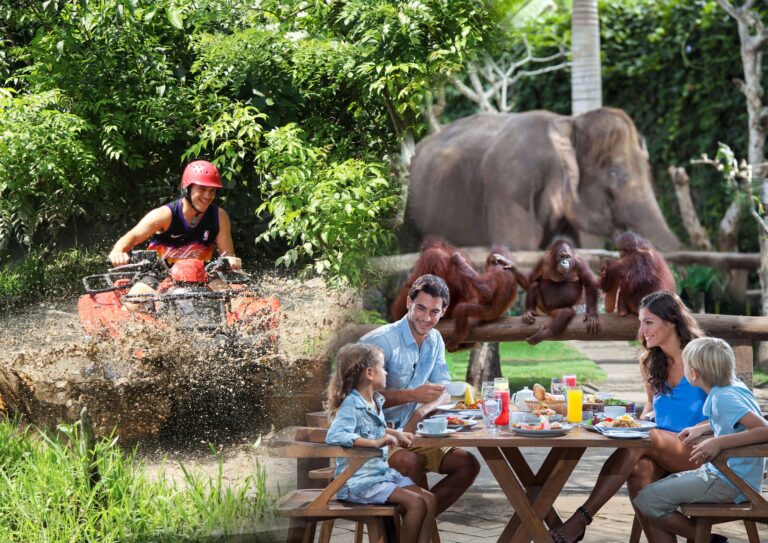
[600, 231, 676, 316]
[444, 247, 528, 352]
[522, 239, 600, 345]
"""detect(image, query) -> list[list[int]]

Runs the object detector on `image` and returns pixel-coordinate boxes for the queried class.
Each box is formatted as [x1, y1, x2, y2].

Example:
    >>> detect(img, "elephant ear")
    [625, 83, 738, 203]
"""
[547, 118, 581, 225]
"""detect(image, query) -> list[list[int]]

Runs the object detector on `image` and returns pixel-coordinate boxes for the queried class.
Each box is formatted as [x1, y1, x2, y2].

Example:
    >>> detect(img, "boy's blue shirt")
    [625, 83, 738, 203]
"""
[325, 389, 403, 500]
[703, 379, 765, 503]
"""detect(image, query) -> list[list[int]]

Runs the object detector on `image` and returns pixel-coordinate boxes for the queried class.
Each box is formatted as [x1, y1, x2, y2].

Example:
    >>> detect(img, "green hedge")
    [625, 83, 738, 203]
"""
[0, 249, 105, 311]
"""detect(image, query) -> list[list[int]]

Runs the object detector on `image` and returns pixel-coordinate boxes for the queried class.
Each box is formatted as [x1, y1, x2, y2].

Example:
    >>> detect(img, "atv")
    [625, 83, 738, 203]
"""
[78, 250, 280, 351]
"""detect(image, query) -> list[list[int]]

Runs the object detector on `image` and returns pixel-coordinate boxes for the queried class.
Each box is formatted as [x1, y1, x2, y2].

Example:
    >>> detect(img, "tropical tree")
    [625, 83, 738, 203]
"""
[571, 0, 602, 114]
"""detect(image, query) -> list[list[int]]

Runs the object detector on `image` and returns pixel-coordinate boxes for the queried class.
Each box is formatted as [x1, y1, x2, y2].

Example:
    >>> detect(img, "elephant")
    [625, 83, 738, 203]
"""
[406, 108, 681, 251]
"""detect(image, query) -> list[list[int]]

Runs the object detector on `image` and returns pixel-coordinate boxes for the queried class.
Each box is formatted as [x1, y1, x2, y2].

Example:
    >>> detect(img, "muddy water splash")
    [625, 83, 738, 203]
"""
[0, 274, 360, 444]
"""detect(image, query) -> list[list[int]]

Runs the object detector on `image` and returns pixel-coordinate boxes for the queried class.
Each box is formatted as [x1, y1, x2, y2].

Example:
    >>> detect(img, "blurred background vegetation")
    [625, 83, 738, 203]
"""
[0, 0, 765, 303]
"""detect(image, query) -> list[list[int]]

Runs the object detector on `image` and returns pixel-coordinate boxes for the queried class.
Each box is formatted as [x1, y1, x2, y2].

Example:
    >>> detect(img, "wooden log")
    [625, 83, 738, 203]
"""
[370, 248, 761, 274]
[340, 313, 768, 346]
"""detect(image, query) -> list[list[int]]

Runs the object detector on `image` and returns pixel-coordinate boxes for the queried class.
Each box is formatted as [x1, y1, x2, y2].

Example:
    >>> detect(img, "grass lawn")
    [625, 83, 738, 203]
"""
[755, 370, 768, 388]
[446, 341, 607, 391]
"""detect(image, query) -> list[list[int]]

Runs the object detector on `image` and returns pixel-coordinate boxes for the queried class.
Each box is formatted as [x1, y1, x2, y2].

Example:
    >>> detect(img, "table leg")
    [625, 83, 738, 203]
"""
[479, 446, 585, 543]
[479, 447, 553, 543]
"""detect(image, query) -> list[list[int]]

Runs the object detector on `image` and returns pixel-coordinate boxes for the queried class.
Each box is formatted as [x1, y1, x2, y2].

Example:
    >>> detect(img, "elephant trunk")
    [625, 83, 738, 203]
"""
[616, 192, 681, 252]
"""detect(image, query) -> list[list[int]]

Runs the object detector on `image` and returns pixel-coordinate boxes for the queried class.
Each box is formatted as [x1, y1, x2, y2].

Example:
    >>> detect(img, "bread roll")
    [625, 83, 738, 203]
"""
[533, 383, 547, 401]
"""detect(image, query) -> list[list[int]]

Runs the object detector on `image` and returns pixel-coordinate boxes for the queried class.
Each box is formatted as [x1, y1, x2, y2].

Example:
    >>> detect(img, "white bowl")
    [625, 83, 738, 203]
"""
[445, 382, 468, 396]
[604, 405, 627, 418]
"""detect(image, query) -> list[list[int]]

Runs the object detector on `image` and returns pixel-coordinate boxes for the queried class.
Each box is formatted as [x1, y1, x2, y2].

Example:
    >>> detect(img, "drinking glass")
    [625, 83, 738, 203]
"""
[550, 377, 565, 396]
[566, 387, 583, 423]
[563, 374, 577, 388]
[483, 396, 501, 434]
[493, 377, 510, 426]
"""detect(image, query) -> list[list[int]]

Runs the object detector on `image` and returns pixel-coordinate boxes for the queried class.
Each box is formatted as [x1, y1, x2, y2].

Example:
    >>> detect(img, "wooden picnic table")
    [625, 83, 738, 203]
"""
[414, 424, 650, 543]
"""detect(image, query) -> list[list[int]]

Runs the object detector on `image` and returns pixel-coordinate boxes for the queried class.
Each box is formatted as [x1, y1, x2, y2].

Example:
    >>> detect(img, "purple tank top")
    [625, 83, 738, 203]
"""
[148, 198, 219, 263]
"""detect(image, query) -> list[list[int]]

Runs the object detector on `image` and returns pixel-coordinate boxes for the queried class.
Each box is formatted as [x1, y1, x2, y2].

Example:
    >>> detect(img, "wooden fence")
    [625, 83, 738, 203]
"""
[336, 313, 768, 387]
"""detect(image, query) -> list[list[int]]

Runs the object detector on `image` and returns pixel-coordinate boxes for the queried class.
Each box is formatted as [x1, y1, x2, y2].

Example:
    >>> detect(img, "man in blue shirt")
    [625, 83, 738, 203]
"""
[361, 274, 480, 514]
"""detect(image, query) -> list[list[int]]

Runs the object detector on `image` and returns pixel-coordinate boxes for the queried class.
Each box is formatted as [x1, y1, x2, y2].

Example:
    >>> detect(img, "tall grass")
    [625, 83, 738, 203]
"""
[0, 418, 274, 542]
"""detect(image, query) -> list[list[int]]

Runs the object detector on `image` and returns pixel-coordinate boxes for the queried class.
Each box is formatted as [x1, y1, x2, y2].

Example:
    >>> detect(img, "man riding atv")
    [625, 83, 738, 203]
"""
[109, 160, 241, 308]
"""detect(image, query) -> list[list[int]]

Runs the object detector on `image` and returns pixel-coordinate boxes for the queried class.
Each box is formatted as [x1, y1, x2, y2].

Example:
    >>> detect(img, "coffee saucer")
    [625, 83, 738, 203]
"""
[415, 428, 458, 438]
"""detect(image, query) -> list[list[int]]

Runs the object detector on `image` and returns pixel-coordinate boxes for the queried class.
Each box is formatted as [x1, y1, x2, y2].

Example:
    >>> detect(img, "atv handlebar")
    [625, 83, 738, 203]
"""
[205, 258, 253, 284]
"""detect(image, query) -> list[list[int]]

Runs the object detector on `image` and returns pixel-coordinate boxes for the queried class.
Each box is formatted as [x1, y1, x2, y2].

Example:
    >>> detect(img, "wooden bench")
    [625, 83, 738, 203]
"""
[272, 426, 400, 543]
[680, 441, 768, 543]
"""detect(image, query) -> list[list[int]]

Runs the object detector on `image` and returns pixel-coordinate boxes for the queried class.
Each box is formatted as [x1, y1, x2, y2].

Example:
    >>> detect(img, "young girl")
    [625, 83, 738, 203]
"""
[326, 343, 438, 543]
[634, 337, 768, 543]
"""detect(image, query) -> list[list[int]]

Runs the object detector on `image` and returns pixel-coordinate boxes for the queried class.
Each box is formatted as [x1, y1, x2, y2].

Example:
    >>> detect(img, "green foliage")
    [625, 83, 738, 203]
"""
[677, 264, 725, 313]
[0, 248, 105, 311]
[254, 125, 401, 283]
[0, 88, 99, 250]
[14, 0, 193, 169]
[0, 0, 497, 287]
[0, 419, 273, 541]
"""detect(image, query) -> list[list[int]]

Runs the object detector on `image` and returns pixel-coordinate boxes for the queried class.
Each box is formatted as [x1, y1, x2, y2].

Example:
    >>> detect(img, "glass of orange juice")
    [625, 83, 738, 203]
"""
[566, 387, 583, 423]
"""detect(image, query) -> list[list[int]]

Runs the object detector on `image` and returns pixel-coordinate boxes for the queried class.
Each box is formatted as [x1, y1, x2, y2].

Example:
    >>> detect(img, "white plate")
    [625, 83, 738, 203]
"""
[446, 419, 480, 430]
[583, 420, 656, 433]
[508, 424, 575, 437]
[522, 414, 565, 423]
[415, 428, 458, 438]
[600, 430, 648, 439]
[436, 403, 482, 414]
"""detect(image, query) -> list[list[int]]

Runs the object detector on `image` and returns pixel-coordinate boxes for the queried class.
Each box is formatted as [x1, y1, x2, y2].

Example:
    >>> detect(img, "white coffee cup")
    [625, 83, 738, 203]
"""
[418, 418, 448, 434]
[604, 405, 627, 419]
[445, 382, 468, 396]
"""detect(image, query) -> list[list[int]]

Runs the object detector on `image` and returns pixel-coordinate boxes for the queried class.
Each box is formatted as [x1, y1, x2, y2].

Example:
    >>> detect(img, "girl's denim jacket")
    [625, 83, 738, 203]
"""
[326, 389, 400, 500]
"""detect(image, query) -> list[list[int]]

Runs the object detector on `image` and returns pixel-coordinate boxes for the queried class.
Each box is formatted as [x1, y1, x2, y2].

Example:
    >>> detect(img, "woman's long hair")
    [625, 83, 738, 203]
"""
[325, 343, 384, 418]
[638, 290, 704, 396]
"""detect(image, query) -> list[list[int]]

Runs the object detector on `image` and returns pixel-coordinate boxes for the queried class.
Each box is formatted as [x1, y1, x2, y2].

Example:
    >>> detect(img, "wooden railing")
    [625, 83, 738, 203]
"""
[336, 313, 768, 386]
[371, 249, 761, 274]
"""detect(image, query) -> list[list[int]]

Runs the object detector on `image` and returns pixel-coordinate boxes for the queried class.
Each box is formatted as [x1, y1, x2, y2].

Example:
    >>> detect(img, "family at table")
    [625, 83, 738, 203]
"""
[323, 273, 768, 543]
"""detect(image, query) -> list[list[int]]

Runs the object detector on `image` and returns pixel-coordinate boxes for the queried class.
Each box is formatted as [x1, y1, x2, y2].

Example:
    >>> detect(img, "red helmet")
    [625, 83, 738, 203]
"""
[169, 259, 208, 283]
[181, 160, 223, 189]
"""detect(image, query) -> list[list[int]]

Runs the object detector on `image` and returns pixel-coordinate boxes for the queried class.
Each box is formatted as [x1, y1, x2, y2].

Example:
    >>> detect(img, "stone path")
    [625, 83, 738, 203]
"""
[260, 340, 768, 542]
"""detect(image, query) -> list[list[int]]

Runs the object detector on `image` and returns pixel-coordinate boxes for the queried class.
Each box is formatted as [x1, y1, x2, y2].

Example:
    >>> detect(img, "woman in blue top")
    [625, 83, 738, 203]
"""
[551, 291, 708, 543]
[635, 337, 768, 542]
[325, 343, 438, 543]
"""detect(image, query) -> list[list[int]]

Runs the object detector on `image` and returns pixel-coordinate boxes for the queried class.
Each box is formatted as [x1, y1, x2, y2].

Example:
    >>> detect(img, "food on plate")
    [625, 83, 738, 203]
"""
[446, 416, 473, 426]
[454, 399, 483, 410]
[604, 398, 632, 408]
[596, 414, 641, 428]
[510, 415, 565, 431]
[525, 397, 566, 416]
[464, 386, 475, 406]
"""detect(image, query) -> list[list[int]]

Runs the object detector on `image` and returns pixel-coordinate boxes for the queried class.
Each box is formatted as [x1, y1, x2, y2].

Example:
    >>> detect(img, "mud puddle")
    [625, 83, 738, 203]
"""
[0, 275, 360, 481]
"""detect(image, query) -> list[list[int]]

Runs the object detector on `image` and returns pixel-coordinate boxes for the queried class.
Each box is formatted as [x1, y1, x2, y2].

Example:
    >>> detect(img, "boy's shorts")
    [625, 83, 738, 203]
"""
[389, 445, 455, 473]
[634, 467, 739, 519]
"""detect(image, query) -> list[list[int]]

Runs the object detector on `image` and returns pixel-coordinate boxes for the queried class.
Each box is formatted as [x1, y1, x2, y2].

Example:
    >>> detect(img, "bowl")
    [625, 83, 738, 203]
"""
[445, 382, 468, 396]
[604, 405, 627, 418]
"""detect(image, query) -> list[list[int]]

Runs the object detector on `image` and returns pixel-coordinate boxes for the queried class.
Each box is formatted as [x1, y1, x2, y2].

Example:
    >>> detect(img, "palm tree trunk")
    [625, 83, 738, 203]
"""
[571, 0, 602, 114]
